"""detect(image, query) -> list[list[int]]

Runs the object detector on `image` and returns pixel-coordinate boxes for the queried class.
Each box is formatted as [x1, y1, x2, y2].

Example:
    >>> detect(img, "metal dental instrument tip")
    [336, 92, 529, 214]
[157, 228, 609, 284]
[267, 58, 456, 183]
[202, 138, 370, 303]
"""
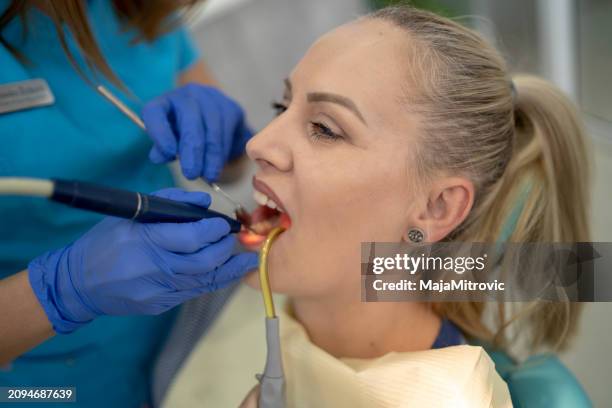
[97, 85, 253, 230]
[234, 205, 253, 228]
[207, 182, 256, 233]
[207, 180, 242, 209]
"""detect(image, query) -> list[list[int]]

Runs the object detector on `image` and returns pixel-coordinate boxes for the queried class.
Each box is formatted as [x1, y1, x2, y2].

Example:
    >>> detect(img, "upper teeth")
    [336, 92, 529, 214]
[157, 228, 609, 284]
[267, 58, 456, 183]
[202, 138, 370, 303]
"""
[253, 190, 283, 212]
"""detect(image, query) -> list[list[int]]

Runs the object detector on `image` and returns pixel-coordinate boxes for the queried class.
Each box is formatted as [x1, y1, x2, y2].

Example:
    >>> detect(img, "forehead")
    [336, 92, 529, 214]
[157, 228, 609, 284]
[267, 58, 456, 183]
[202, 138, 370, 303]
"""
[290, 19, 417, 128]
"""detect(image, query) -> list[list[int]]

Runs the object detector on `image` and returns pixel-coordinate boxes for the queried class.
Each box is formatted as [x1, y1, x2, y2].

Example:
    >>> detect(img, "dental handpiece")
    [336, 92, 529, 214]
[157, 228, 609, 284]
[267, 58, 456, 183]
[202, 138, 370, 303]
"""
[0, 177, 242, 232]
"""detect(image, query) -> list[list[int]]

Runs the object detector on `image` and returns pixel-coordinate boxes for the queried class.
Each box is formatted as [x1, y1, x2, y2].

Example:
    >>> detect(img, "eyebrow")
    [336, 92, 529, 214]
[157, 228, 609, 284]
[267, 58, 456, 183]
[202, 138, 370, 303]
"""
[283, 78, 367, 125]
[307, 92, 367, 125]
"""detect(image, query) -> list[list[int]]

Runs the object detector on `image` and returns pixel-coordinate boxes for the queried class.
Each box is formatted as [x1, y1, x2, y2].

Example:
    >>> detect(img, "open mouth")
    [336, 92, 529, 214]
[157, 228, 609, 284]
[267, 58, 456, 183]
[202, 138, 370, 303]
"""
[238, 178, 291, 249]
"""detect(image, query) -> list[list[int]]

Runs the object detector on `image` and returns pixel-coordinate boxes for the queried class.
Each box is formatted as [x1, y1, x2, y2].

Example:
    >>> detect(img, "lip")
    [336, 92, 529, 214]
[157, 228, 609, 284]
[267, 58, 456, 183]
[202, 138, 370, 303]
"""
[252, 175, 288, 214]
[238, 176, 291, 251]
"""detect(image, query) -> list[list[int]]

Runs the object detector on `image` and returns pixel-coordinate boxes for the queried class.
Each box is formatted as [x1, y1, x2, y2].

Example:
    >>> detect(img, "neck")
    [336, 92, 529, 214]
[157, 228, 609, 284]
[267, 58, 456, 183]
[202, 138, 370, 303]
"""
[290, 294, 441, 359]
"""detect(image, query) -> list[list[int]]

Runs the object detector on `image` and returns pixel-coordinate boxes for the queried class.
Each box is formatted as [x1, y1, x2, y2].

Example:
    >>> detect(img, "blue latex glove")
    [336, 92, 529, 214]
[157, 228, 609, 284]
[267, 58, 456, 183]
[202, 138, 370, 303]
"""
[142, 84, 253, 182]
[28, 188, 258, 334]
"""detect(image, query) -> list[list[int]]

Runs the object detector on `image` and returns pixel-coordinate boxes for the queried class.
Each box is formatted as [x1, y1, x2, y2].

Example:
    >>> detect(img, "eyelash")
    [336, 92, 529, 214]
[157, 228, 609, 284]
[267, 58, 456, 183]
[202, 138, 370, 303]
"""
[271, 101, 287, 116]
[309, 122, 343, 142]
[270, 100, 344, 142]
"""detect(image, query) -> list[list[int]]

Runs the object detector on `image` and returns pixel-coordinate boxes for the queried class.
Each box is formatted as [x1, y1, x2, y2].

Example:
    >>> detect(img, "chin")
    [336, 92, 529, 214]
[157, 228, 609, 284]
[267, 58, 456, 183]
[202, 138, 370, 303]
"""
[242, 260, 294, 296]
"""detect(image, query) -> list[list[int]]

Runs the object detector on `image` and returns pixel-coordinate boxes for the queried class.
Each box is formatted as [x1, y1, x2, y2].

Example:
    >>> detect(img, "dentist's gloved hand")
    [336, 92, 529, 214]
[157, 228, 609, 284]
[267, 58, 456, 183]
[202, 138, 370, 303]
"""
[28, 188, 258, 334]
[142, 83, 253, 182]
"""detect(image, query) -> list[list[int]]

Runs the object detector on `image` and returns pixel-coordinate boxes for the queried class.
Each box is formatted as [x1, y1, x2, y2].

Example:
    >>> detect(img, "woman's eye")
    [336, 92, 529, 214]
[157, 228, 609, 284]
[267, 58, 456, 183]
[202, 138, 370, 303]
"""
[269, 101, 344, 143]
[309, 122, 343, 142]
[271, 101, 287, 116]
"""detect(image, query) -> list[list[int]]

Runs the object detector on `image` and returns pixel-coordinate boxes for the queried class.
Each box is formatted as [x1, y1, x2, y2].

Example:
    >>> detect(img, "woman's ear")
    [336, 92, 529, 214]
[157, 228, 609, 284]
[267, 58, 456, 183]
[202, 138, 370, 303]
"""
[405, 177, 474, 243]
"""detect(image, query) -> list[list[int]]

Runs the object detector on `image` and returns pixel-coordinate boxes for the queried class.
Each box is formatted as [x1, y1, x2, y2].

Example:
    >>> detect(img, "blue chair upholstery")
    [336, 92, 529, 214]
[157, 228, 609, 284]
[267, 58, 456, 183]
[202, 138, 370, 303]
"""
[486, 348, 592, 407]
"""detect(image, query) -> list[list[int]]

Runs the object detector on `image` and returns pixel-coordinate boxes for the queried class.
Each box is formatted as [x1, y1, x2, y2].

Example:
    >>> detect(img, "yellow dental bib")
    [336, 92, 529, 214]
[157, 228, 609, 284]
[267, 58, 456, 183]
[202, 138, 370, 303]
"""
[163, 284, 511, 407]
[279, 304, 512, 408]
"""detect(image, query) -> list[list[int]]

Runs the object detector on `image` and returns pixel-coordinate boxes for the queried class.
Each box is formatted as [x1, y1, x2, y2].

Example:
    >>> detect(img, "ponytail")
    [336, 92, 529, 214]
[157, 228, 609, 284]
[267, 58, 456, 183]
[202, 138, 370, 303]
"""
[488, 74, 591, 244]
[499, 75, 591, 351]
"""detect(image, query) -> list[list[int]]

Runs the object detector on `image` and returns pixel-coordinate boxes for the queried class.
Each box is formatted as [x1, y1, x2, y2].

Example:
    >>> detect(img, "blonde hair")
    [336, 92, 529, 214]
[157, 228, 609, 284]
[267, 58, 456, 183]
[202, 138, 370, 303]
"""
[370, 5, 591, 353]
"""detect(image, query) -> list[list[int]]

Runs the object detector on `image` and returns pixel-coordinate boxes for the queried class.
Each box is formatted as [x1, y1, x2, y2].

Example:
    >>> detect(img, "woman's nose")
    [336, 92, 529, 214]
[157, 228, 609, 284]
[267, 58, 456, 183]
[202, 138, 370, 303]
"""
[246, 119, 293, 172]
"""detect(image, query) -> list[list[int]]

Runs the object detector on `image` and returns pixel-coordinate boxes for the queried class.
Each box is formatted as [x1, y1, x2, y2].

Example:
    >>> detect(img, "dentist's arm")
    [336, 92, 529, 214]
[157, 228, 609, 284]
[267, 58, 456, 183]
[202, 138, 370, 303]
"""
[0, 271, 54, 365]
[0, 189, 257, 364]
[178, 59, 217, 87]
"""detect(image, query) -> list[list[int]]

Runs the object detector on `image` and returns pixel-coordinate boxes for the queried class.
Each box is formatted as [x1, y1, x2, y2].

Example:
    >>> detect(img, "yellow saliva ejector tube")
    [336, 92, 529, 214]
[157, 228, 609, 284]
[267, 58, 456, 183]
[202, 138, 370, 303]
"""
[257, 226, 286, 408]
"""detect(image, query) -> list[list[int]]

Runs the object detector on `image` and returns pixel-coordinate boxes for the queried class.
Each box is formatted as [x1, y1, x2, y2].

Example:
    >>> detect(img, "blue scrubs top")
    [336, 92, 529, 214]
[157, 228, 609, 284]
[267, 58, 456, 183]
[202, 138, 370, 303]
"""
[0, 1, 199, 406]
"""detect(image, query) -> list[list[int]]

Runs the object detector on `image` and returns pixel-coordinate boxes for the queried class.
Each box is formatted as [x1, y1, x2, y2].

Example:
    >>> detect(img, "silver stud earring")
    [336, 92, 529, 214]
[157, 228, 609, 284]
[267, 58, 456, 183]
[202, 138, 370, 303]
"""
[407, 227, 425, 243]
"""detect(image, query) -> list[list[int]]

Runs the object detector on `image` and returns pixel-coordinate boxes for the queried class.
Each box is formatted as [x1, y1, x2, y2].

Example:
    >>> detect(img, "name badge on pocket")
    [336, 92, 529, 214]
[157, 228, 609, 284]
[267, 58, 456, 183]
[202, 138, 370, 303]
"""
[0, 78, 55, 115]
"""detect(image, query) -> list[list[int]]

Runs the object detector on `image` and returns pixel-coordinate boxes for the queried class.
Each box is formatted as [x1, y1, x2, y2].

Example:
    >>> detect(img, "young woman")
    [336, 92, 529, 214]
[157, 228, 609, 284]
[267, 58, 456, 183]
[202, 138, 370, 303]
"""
[162, 5, 591, 407]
